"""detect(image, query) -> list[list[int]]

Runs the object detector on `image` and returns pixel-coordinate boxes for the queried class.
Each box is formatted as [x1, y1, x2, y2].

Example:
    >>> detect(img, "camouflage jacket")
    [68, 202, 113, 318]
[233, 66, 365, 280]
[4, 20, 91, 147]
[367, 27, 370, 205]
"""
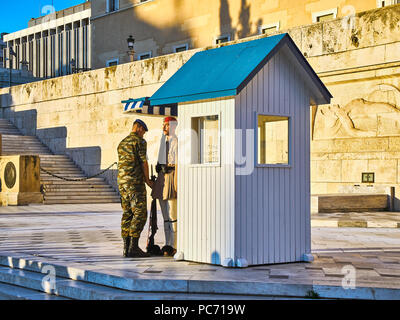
[117, 132, 147, 189]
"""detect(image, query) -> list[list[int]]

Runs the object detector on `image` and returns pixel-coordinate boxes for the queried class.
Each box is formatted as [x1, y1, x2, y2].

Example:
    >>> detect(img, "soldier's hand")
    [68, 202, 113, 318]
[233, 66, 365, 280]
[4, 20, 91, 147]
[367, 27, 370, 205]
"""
[147, 180, 154, 189]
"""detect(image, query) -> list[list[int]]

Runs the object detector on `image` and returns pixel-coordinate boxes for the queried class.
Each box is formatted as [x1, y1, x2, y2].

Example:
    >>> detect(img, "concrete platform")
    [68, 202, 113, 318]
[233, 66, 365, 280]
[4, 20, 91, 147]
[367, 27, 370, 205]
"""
[0, 203, 399, 300]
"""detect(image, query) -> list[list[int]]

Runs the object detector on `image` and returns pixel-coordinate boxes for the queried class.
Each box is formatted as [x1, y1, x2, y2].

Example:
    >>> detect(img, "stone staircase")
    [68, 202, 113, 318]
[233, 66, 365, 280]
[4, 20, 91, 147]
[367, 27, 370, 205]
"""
[0, 254, 285, 300]
[0, 119, 120, 204]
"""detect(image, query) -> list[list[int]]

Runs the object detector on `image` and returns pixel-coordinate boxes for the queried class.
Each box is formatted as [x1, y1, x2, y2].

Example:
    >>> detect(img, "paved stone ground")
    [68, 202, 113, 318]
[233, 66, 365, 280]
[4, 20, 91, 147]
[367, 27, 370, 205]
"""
[0, 203, 399, 299]
[312, 211, 400, 228]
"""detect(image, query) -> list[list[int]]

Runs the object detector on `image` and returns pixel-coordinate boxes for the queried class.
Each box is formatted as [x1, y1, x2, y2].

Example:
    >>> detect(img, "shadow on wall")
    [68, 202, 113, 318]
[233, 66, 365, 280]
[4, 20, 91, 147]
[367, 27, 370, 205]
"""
[1, 108, 119, 192]
[94, 0, 259, 67]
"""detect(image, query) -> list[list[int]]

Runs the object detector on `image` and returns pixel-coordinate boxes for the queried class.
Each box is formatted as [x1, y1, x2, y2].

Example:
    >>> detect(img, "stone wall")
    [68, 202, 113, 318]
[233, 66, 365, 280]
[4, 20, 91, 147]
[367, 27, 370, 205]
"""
[0, 50, 198, 191]
[1, 5, 400, 206]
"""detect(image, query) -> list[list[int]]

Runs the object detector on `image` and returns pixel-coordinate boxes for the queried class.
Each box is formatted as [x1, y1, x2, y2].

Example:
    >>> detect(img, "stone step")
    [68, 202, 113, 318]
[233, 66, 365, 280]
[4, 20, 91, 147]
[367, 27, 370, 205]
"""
[41, 178, 106, 183]
[40, 161, 77, 165]
[40, 167, 83, 172]
[3, 149, 51, 152]
[0, 131, 23, 135]
[2, 137, 43, 141]
[45, 184, 116, 194]
[0, 282, 70, 300]
[44, 195, 120, 200]
[44, 199, 120, 204]
[40, 178, 107, 186]
[41, 173, 87, 178]
[45, 190, 118, 195]
[2, 145, 49, 149]
[312, 194, 389, 213]
[0, 263, 265, 300]
[2, 152, 53, 155]
[0, 255, 335, 300]
[0, 265, 162, 300]
[41, 167, 83, 172]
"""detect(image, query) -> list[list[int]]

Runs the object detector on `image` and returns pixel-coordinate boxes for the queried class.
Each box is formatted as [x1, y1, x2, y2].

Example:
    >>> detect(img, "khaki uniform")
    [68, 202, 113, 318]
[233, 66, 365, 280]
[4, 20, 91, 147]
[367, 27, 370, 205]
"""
[152, 134, 178, 248]
[117, 132, 148, 239]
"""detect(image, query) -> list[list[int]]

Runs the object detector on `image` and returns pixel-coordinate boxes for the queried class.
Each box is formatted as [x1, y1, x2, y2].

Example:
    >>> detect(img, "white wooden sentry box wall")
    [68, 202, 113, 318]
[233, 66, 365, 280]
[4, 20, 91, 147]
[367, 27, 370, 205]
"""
[234, 48, 311, 266]
[129, 34, 332, 267]
[177, 48, 313, 267]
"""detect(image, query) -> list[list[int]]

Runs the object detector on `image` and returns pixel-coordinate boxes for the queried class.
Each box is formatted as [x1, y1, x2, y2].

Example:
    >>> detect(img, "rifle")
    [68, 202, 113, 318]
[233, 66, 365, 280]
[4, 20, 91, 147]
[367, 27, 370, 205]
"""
[146, 165, 162, 255]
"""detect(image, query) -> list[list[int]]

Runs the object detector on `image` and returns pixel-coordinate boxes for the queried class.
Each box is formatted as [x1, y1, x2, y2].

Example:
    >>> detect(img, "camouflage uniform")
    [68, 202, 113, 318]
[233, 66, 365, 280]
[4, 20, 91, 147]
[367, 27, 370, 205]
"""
[117, 132, 148, 239]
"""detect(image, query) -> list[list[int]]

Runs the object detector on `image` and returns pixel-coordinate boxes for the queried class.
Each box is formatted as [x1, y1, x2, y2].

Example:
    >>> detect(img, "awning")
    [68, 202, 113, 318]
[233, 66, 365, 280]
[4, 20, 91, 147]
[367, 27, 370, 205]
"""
[122, 97, 178, 116]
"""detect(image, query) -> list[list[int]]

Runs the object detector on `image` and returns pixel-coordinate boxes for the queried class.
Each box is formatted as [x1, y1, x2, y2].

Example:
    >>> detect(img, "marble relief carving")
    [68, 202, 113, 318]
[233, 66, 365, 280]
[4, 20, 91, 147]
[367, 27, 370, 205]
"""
[313, 84, 400, 140]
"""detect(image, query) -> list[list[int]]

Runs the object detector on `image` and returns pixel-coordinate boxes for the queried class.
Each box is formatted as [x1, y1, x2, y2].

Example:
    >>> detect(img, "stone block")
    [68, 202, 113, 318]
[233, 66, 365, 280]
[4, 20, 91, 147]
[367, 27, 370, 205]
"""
[368, 159, 397, 183]
[301, 24, 323, 57]
[318, 194, 388, 213]
[377, 113, 400, 137]
[385, 42, 400, 63]
[322, 19, 350, 54]
[388, 137, 400, 151]
[287, 27, 302, 49]
[341, 160, 368, 183]
[309, 45, 386, 73]
[84, 148, 102, 166]
[0, 155, 43, 205]
[311, 160, 341, 182]
[312, 138, 389, 153]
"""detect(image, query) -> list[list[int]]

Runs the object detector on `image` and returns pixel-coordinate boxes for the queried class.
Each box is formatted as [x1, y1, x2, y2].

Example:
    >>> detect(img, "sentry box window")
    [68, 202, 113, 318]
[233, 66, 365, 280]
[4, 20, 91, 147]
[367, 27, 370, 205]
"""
[362, 172, 375, 183]
[191, 115, 220, 164]
[257, 115, 289, 165]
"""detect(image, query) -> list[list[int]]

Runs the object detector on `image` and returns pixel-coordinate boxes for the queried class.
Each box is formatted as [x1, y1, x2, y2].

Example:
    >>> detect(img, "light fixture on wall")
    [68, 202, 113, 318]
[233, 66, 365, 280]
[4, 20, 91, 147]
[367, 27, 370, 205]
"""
[127, 35, 135, 62]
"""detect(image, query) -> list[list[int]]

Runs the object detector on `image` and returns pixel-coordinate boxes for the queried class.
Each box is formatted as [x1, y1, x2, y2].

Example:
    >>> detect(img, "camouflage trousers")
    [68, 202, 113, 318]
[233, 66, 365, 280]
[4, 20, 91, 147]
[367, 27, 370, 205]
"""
[119, 186, 147, 239]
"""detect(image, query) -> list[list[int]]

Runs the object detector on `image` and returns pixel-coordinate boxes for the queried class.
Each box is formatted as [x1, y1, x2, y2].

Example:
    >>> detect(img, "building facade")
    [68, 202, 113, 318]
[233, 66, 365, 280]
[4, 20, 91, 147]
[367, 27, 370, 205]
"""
[91, 0, 400, 68]
[3, 2, 91, 79]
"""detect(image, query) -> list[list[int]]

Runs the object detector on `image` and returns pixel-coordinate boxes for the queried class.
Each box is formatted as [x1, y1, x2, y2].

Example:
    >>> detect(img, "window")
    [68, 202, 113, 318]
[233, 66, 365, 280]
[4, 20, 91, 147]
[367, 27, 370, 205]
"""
[191, 115, 220, 164]
[138, 51, 152, 60]
[107, 0, 119, 13]
[259, 22, 280, 36]
[257, 115, 289, 165]
[377, 0, 400, 7]
[106, 58, 118, 67]
[312, 8, 338, 23]
[173, 43, 189, 53]
[215, 34, 230, 44]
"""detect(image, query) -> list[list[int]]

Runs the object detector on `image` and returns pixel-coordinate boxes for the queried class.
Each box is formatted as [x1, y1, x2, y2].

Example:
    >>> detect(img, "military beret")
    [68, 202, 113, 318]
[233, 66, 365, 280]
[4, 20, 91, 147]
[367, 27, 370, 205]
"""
[134, 119, 148, 132]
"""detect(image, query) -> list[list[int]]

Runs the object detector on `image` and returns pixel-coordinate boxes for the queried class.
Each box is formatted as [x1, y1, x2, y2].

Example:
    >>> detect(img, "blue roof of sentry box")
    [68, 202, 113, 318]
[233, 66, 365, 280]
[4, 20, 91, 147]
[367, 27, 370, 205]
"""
[149, 34, 286, 106]
[146, 33, 331, 106]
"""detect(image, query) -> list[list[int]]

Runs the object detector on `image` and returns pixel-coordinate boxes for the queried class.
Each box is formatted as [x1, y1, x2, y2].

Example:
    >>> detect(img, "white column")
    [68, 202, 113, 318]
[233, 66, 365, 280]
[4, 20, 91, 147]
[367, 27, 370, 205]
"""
[40, 37, 45, 78]
[47, 35, 52, 77]
[87, 23, 91, 70]
[79, 25, 83, 70]
[70, 28, 76, 72]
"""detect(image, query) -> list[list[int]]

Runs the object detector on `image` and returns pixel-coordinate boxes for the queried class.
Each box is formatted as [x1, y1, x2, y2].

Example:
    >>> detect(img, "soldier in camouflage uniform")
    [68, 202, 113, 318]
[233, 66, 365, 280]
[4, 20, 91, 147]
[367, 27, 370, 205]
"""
[117, 119, 153, 258]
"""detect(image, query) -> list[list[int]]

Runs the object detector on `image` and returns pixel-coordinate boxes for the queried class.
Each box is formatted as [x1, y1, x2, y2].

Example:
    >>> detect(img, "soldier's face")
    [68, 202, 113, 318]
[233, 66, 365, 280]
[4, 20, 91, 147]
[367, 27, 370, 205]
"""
[137, 126, 146, 137]
[163, 122, 169, 135]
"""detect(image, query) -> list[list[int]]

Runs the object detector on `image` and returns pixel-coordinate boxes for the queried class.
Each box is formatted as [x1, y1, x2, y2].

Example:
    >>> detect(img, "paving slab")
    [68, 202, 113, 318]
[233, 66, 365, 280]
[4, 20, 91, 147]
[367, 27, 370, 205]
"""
[312, 211, 400, 228]
[0, 204, 399, 299]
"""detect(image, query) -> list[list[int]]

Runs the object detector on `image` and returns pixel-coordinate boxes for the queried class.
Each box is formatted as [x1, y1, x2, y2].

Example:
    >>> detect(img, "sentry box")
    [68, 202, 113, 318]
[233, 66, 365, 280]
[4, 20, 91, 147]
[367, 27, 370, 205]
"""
[123, 34, 332, 267]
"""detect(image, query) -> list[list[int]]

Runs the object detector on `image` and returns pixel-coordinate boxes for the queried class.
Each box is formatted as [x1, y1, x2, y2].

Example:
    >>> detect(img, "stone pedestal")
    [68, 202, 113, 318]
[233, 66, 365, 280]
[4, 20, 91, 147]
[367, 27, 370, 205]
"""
[0, 155, 43, 206]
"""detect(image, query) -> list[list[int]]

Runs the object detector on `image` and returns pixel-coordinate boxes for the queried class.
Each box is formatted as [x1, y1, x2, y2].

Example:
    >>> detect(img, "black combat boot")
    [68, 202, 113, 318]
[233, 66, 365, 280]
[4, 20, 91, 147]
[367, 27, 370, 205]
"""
[123, 237, 130, 257]
[128, 237, 151, 258]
